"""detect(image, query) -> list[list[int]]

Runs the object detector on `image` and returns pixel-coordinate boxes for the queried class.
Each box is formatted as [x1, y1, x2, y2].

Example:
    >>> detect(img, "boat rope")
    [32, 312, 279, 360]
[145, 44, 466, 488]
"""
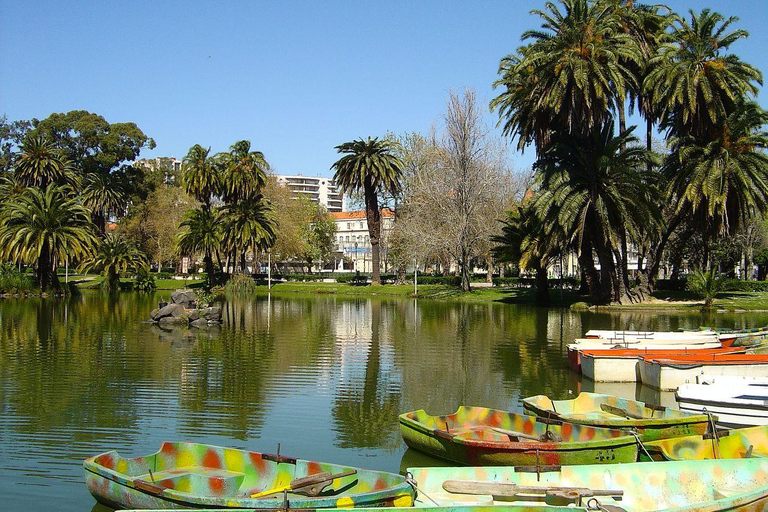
[405, 471, 440, 506]
[631, 431, 653, 461]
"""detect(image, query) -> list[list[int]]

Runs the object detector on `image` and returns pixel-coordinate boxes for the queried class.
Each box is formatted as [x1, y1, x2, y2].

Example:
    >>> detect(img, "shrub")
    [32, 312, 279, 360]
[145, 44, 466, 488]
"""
[723, 279, 768, 292]
[0, 263, 35, 294]
[335, 272, 369, 285]
[225, 273, 258, 295]
[282, 273, 322, 282]
[687, 269, 727, 308]
[156, 271, 173, 280]
[134, 268, 157, 292]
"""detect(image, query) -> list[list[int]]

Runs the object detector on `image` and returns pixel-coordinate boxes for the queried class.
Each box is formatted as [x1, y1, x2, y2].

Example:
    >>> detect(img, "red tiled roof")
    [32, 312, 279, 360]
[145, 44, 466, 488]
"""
[329, 209, 394, 220]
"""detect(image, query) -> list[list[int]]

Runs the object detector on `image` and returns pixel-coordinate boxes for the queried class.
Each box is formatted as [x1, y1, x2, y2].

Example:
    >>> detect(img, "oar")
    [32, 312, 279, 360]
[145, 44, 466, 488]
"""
[490, 427, 541, 441]
[600, 404, 644, 420]
[251, 469, 357, 498]
[442, 480, 623, 498]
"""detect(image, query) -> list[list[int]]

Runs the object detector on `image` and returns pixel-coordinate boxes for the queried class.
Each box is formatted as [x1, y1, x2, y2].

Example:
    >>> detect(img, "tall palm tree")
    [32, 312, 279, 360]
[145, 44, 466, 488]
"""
[81, 233, 148, 291]
[81, 173, 128, 234]
[0, 184, 97, 290]
[534, 120, 656, 303]
[177, 208, 222, 288]
[645, 8, 762, 140]
[492, 0, 641, 153]
[664, 101, 768, 240]
[220, 140, 268, 203]
[14, 135, 79, 188]
[181, 145, 221, 210]
[332, 137, 403, 285]
[220, 195, 277, 273]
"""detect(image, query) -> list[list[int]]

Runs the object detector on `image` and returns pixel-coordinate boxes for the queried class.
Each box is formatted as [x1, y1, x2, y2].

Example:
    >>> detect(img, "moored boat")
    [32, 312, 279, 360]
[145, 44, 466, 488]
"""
[567, 339, 727, 372]
[123, 507, 590, 512]
[399, 406, 639, 466]
[83, 441, 414, 510]
[676, 377, 768, 428]
[638, 353, 768, 391]
[522, 392, 710, 441]
[640, 425, 768, 461]
[584, 329, 717, 340]
[406, 458, 768, 511]
[580, 346, 746, 382]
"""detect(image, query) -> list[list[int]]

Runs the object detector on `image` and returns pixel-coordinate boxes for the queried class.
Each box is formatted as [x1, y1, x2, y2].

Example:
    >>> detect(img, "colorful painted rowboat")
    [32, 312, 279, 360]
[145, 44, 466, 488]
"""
[580, 347, 746, 382]
[676, 377, 768, 428]
[406, 458, 768, 512]
[83, 442, 414, 510]
[522, 392, 711, 441]
[122, 507, 592, 512]
[640, 425, 768, 461]
[399, 406, 638, 466]
[637, 353, 768, 391]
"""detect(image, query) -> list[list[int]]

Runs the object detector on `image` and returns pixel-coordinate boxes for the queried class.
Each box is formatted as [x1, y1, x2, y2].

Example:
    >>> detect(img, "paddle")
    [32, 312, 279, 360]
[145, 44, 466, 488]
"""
[442, 480, 623, 499]
[251, 469, 357, 498]
[600, 404, 644, 420]
[490, 427, 541, 441]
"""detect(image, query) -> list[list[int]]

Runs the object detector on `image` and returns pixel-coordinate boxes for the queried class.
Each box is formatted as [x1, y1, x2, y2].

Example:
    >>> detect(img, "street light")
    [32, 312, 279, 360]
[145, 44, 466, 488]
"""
[354, 242, 358, 272]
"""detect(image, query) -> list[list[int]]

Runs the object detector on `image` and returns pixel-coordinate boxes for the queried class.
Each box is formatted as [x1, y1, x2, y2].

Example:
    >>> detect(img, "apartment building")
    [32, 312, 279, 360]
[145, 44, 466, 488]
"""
[330, 210, 394, 272]
[275, 174, 345, 212]
[133, 156, 183, 185]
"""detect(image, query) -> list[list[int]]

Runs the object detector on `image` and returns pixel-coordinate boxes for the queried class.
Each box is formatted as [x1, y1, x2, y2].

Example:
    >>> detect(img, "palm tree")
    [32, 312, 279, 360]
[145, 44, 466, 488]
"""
[14, 135, 79, 188]
[177, 208, 222, 288]
[645, 8, 762, 140]
[687, 268, 727, 309]
[534, 119, 656, 303]
[181, 145, 221, 210]
[81, 233, 148, 291]
[664, 101, 768, 242]
[0, 184, 97, 290]
[492, 0, 641, 153]
[331, 137, 403, 285]
[81, 173, 128, 234]
[220, 140, 268, 203]
[220, 195, 277, 273]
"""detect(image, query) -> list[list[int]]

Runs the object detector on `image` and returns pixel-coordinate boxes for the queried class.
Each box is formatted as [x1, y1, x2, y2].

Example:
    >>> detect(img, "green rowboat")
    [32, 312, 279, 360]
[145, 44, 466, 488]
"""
[523, 392, 711, 441]
[640, 425, 768, 461]
[407, 458, 768, 512]
[400, 406, 638, 466]
[83, 441, 414, 510]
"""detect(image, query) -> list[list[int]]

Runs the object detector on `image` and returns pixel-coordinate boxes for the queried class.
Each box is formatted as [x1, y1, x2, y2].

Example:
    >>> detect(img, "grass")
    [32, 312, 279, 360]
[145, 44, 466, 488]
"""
[71, 275, 205, 290]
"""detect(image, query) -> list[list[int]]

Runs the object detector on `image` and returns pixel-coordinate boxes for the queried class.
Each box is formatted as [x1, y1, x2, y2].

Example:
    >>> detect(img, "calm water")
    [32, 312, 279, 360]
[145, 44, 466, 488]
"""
[2, 291, 768, 512]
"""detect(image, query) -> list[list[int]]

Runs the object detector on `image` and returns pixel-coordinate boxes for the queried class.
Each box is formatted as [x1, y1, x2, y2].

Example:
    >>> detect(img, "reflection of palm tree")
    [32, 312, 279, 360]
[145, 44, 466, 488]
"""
[332, 300, 402, 449]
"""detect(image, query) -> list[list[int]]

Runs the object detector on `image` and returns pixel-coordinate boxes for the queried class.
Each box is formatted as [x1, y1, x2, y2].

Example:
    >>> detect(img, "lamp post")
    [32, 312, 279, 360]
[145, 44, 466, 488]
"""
[267, 248, 272, 290]
[354, 242, 358, 272]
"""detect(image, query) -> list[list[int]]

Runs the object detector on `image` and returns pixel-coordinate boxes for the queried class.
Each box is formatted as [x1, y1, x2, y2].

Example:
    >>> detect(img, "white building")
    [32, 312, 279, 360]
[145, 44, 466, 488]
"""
[133, 156, 183, 185]
[275, 174, 345, 212]
[330, 210, 394, 272]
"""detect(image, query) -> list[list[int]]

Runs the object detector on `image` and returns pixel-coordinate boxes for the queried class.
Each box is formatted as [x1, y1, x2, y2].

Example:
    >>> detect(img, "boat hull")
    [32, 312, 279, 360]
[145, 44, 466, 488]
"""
[523, 392, 710, 441]
[676, 380, 768, 428]
[641, 425, 768, 461]
[638, 355, 768, 391]
[83, 442, 414, 510]
[399, 407, 638, 466]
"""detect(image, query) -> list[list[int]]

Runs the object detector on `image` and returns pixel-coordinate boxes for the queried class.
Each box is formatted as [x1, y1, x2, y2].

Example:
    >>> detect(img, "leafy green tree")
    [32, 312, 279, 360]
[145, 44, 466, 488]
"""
[181, 145, 222, 210]
[220, 195, 277, 272]
[304, 206, 338, 272]
[646, 9, 762, 140]
[177, 208, 223, 288]
[81, 233, 148, 291]
[332, 137, 403, 285]
[81, 172, 128, 234]
[14, 136, 79, 188]
[687, 268, 727, 309]
[0, 115, 33, 172]
[0, 184, 97, 290]
[220, 140, 268, 203]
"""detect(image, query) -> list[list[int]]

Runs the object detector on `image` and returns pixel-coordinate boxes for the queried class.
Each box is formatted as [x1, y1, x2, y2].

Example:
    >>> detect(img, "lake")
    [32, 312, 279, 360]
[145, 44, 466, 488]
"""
[1, 291, 766, 511]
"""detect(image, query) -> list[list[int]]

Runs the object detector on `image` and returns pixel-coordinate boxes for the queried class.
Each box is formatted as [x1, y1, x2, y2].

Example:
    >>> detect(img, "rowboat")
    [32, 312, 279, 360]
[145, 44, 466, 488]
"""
[522, 392, 711, 441]
[585, 329, 717, 339]
[83, 441, 414, 510]
[122, 507, 590, 512]
[405, 458, 768, 511]
[676, 377, 768, 428]
[637, 353, 768, 391]
[566, 339, 727, 372]
[640, 425, 768, 461]
[399, 406, 639, 466]
[580, 347, 746, 382]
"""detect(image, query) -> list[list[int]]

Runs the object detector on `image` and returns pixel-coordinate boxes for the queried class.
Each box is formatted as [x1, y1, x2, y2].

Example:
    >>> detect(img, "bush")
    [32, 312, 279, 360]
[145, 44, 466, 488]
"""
[335, 272, 369, 285]
[723, 279, 768, 292]
[156, 271, 173, 280]
[282, 273, 322, 282]
[0, 263, 35, 294]
[225, 273, 257, 295]
[656, 278, 687, 291]
[134, 268, 157, 292]
[416, 275, 462, 286]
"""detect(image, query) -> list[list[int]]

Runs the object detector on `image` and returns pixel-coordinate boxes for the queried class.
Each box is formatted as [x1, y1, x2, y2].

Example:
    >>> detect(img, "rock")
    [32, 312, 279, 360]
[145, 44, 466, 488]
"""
[159, 315, 186, 325]
[155, 303, 186, 319]
[149, 308, 161, 320]
[171, 289, 197, 308]
[190, 318, 209, 328]
[187, 310, 199, 321]
[201, 306, 221, 322]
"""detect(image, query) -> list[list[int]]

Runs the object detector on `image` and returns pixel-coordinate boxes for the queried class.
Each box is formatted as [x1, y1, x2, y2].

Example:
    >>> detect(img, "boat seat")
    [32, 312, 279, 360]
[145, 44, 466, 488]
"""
[138, 467, 246, 495]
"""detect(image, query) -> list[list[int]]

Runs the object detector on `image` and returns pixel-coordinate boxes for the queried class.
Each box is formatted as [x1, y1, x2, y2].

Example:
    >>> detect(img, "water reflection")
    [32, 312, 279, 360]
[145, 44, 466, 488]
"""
[2, 292, 768, 511]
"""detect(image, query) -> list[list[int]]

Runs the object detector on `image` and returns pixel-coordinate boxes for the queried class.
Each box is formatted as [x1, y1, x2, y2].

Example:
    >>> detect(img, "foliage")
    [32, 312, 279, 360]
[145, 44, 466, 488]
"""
[220, 194, 277, 260]
[0, 115, 32, 172]
[0, 263, 35, 294]
[220, 140, 268, 203]
[304, 205, 338, 270]
[81, 233, 149, 291]
[0, 184, 97, 290]
[224, 272, 258, 295]
[14, 135, 79, 188]
[687, 268, 728, 308]
[177, 207, 222, 288]
[181, 144, 221, 209]
[133, 268, 157, 292]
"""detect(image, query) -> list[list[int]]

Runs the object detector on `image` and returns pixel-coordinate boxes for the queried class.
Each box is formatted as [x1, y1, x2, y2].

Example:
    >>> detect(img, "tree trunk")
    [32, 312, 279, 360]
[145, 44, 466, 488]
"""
[460, 248, 471, 292]
[486, 255, 493, 284]
[204, 253, 215, 288]
[364, 181, 382, 285]
[534, 264, 550, 305]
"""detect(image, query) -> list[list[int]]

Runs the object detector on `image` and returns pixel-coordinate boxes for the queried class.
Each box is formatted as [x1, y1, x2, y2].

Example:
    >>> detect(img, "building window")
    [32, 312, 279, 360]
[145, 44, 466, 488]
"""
[347, 222, 351, 230]
[359, 222, 363, 229]
[345, 236, 349, 242]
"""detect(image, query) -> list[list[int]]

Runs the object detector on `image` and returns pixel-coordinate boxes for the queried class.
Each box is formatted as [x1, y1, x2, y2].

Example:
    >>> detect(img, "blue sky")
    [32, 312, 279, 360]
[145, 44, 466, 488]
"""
[2, 1, 767, 177]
